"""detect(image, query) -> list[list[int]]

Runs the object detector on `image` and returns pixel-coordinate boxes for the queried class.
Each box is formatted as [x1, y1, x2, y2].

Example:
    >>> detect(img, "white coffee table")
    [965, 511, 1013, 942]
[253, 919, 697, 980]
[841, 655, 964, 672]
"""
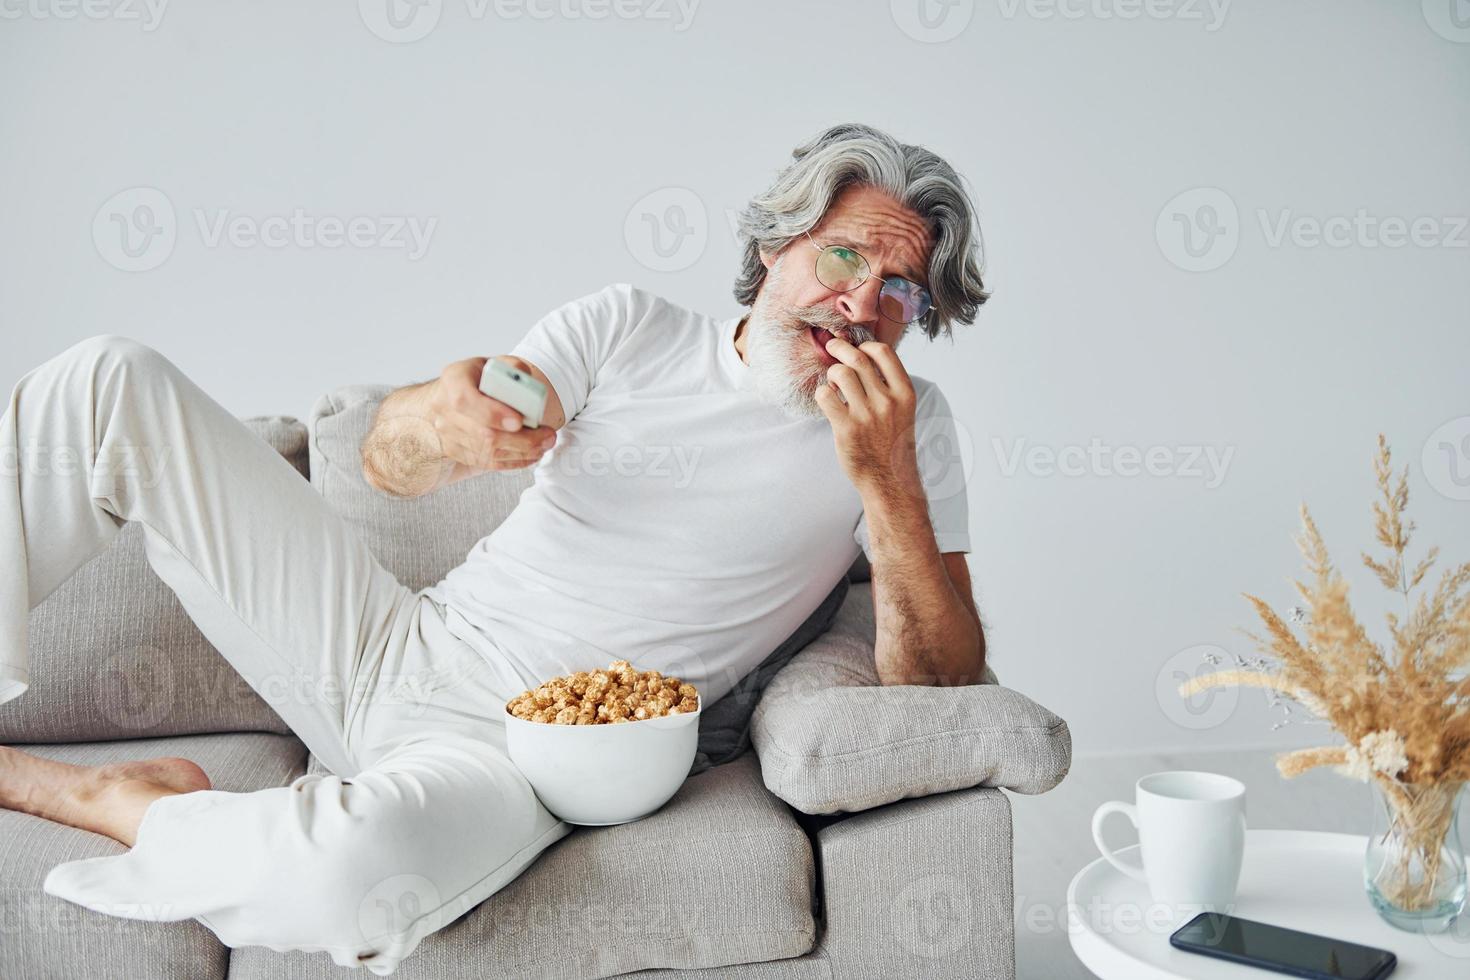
[1067, 828, 1470, 978]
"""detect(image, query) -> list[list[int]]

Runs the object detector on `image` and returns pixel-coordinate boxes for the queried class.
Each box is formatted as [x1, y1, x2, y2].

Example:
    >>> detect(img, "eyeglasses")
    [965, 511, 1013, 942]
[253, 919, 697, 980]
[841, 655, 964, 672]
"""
[804, 230, 933, 325]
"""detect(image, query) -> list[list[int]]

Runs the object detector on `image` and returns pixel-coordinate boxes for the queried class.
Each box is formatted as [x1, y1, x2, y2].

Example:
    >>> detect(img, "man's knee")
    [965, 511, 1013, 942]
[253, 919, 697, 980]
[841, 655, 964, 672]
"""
[282, 777, 452, 943]
[63, 334, 171, 378]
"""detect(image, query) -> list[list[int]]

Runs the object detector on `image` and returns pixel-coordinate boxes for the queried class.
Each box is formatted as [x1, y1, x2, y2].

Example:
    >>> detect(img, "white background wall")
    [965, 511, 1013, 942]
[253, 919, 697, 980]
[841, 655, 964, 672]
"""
[3, 0, 1467, 759]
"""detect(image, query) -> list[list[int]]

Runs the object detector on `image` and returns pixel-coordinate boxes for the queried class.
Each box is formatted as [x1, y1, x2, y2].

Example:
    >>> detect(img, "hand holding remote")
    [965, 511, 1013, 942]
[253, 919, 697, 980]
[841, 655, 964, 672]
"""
[426, 356, 557, 474]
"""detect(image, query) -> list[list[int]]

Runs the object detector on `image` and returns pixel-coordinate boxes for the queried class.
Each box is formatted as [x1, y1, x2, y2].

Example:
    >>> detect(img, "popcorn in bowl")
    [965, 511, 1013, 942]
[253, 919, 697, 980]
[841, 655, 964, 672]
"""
[503, 660, 703, 826]
[506, 659, 700, 725]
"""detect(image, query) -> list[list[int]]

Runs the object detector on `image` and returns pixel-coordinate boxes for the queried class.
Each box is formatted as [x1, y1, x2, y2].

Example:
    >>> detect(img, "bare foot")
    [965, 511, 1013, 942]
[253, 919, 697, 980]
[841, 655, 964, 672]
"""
[0, 747, 211, 846]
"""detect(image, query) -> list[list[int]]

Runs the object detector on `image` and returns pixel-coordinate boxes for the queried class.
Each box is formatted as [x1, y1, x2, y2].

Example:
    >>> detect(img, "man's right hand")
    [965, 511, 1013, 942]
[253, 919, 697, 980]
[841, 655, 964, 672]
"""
[428, 356, 559, 475]
[362, 355, 563, 498]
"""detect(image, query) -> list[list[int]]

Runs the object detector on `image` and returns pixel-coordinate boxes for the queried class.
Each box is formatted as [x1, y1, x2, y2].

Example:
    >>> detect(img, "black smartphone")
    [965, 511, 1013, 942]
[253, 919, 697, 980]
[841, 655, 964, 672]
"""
[1169, 911, 1397, 979]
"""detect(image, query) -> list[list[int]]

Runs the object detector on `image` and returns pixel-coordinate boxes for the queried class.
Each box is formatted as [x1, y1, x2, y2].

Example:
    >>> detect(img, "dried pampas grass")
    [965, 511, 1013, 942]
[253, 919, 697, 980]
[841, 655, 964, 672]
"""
[1181, 435, 1470, 786]
[1180, 436, 1469, 913]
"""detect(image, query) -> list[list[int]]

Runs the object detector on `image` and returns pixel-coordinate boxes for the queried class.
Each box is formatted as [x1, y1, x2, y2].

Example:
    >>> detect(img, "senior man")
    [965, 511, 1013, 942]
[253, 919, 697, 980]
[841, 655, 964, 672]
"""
[0, 122, 990, 974]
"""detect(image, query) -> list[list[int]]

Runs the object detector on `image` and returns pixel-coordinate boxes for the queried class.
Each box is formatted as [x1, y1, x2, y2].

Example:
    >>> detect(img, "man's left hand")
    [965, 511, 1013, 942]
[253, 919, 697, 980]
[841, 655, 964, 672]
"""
[814, 335, 921, 498]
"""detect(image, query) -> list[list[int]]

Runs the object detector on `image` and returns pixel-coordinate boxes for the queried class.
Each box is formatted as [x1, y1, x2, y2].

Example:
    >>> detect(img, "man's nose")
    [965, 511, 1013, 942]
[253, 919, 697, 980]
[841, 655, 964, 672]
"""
[833, 277, 884, 333]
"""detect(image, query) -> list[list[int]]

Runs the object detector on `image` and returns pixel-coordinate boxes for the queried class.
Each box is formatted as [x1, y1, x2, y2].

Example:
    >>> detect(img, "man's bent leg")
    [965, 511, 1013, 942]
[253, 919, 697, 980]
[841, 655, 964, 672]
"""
[0, 335, 413, 775]
[44, 596, 573, 974]
[42, 732, 571, 976]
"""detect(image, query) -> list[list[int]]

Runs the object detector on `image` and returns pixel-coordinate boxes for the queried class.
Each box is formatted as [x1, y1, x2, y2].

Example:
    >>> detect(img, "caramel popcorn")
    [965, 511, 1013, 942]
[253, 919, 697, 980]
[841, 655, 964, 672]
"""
[506, 660, 700, 725]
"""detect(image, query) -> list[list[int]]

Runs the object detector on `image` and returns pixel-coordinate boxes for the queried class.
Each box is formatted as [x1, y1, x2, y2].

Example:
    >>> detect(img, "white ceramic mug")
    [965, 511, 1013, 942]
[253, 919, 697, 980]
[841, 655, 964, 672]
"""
[1091, 770, 1247, 912]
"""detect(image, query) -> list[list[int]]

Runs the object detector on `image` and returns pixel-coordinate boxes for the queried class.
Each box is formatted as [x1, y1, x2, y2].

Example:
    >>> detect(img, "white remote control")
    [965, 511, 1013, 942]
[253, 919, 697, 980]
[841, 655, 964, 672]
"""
[479, 359, 549, 429]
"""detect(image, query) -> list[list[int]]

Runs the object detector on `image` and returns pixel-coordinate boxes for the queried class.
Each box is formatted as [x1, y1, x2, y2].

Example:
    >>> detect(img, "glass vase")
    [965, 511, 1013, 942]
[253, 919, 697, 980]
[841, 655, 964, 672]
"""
[1364, 777, 1467, 933]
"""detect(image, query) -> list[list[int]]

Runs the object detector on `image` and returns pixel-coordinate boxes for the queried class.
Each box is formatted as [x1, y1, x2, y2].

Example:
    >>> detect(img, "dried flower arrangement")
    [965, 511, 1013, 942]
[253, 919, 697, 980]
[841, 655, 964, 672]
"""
[1179, 436, 1469, 915]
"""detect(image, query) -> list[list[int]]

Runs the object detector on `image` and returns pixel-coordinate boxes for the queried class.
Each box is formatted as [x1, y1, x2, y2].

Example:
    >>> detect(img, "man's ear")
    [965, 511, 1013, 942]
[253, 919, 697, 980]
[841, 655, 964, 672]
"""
[757, 245, 775, 271]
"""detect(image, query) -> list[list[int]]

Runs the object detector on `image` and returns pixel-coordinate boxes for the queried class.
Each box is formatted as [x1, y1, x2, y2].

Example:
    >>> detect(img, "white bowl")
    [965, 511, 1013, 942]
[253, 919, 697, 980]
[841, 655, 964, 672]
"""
[504, 698, 701, 826]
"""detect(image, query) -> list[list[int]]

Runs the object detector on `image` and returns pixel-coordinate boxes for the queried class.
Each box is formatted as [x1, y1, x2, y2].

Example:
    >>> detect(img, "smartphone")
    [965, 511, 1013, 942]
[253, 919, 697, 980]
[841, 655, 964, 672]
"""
[479, 359, 549, 429]
[1170, 912, 1396, 980]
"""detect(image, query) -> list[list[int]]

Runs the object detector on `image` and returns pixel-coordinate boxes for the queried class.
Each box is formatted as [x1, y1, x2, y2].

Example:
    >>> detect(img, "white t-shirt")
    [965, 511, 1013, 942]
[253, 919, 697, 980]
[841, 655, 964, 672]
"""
[424, 283, 970, 705]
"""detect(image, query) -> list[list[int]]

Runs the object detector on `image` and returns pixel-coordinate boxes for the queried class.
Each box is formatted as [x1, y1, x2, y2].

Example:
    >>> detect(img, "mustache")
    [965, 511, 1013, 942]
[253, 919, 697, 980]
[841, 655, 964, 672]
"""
[786, 304, 877, 346]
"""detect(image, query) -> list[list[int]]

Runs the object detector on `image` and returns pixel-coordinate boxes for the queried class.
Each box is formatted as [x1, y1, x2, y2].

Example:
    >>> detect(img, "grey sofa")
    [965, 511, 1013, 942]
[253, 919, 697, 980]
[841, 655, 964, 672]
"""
[0, 385, 1073, 979]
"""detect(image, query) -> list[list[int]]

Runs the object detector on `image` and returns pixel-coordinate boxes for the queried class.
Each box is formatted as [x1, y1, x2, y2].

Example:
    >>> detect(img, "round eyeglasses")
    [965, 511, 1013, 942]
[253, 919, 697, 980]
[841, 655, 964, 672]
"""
[804, 230, 933, 325]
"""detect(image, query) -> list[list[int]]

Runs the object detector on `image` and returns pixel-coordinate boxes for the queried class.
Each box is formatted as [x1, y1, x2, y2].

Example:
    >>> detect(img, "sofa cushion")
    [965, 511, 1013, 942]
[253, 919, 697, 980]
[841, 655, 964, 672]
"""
[752, 582, 1073, 815]
[0, 419, 309, 744]
[0, 732, 307, 980]
[227, 752, 816, 979]
[628, 961, 832, 979]
[690, 576, 849, 776]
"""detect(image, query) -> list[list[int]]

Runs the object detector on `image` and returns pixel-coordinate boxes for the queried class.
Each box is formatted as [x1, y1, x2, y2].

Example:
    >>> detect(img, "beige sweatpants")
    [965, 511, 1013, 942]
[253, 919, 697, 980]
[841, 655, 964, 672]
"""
[0, 335, 572, 975]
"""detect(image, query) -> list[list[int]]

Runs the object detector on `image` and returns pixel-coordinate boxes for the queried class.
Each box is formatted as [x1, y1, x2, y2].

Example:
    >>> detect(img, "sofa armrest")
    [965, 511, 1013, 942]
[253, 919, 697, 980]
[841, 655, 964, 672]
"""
[806, 785, 1017, 979]
[751, 581, 1072, 815]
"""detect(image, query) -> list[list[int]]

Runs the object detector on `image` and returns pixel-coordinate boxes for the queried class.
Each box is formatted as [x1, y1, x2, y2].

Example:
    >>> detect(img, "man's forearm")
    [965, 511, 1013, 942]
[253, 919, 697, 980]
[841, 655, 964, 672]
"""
[361, 380, 451, 499]
[861, 480, 985, 687]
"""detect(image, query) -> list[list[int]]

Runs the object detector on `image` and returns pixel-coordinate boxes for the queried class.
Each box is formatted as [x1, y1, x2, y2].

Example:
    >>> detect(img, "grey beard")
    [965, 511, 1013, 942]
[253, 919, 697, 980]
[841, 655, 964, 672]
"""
[745, 303, 876, 421]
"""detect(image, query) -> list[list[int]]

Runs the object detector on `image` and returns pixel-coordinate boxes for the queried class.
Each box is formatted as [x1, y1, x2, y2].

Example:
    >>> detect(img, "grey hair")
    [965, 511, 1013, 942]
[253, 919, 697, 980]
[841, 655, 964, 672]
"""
[733, 122, 989, 341]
